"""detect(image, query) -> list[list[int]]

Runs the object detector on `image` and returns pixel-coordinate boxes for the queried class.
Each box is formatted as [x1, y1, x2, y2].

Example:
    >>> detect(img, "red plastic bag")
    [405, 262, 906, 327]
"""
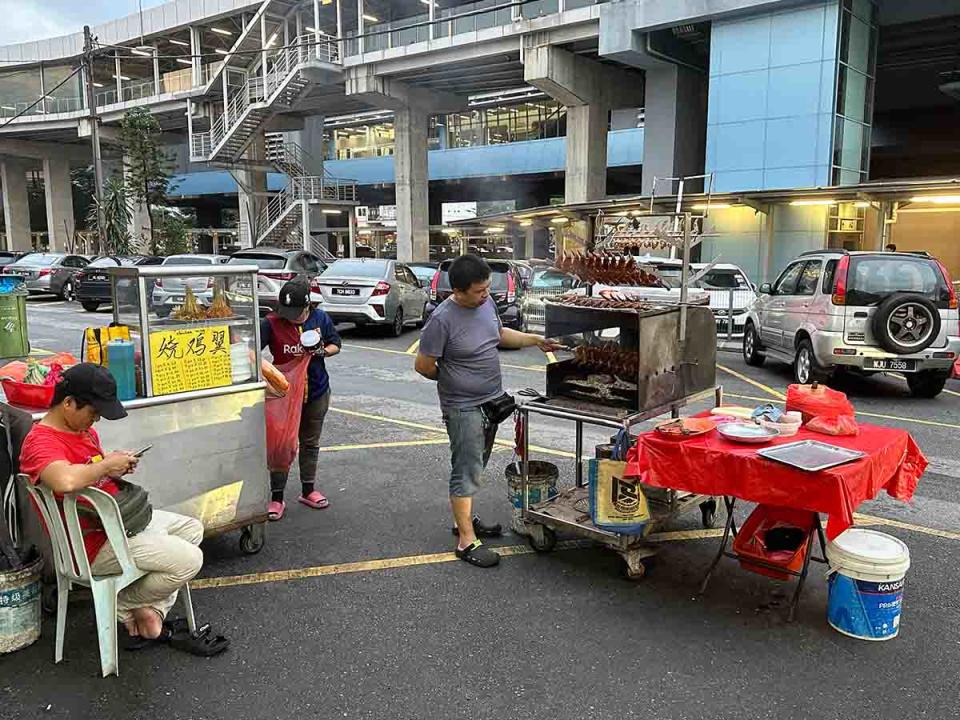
[785, 382, 855, 423]
[264, 356, 310, 472]
[806, 414, 859, 437]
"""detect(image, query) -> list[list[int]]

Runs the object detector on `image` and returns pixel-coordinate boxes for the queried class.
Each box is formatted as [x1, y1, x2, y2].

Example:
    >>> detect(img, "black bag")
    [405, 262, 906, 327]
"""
[79, 479, 153, 538]
[480, 393, 516, 426]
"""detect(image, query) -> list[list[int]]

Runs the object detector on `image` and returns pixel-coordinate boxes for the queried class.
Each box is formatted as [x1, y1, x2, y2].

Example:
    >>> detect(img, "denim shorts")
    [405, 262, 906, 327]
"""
[442, 406, 499, 498]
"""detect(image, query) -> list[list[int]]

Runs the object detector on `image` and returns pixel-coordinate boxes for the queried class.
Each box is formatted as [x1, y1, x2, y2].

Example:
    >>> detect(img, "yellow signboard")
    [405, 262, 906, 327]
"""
[148, 325, 232, 396]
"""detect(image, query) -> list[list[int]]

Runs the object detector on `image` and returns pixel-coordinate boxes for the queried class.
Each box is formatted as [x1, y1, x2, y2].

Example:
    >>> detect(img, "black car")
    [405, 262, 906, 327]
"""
[76, 255, 164, 312]
[424, 259, 524, 329]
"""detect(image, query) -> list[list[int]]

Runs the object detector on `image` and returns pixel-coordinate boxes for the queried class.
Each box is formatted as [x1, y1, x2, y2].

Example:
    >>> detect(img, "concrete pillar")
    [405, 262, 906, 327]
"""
[524, 226, 536, 258]
[642, 64, 707, 195]
[42, 156, 74, 252]
[394, 106, 430, 263]
[124, 156, 152, 246]
[565, 104, 608, 204]
[1, 158, 32, 251]
[237, 133, 268, 248]
[292, 115, 325, 175]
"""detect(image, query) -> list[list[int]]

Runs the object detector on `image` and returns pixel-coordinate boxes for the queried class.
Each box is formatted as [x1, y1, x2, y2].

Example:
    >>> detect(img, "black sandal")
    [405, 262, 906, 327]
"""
[451, 515, 503, 539]
[455, 540, 500, 568]
[122, 618, 189, 651]
[168, 623, 230, 657]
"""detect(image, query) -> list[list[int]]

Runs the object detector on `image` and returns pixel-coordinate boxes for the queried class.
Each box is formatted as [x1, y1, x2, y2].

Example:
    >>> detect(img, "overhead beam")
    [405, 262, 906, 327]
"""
[345, 67, 466, 113]
[523, 44, 643, 108]
[0, 139, 90, 164]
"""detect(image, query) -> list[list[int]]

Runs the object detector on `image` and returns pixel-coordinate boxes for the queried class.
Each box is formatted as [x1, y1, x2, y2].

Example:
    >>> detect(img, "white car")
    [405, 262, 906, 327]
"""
[692, 263, 758, 340]
[151, 254, 229, 317]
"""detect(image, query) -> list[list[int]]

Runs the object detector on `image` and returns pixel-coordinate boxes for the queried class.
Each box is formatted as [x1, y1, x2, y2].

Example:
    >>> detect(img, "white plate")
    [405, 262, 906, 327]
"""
[716, 422, 780, 444]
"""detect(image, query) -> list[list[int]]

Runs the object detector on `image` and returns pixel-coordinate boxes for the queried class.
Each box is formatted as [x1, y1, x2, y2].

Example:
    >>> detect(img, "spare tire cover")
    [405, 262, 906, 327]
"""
[871, 292, 941, 354]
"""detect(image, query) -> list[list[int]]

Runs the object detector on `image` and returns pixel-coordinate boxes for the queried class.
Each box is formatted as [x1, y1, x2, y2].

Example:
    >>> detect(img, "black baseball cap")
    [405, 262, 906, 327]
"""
[277, 280, 311, 322]
[59, 363, 127, 420]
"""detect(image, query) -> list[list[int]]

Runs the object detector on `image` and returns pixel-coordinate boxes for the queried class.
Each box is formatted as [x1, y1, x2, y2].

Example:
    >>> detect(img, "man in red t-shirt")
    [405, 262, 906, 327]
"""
[20, 364, 204, 641]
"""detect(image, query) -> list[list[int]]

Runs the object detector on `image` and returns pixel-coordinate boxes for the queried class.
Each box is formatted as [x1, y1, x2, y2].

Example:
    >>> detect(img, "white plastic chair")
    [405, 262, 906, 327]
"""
[20, 475, 196, 677]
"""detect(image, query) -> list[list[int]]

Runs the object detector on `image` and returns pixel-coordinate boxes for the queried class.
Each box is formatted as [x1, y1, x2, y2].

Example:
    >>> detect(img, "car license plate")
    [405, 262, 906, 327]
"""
[88, 274, 107, 282]
[866, 358, 916, 372]
[332, 288, 359, 296]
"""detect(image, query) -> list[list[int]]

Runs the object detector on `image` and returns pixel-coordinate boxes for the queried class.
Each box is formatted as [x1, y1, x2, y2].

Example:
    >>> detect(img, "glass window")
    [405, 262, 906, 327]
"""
[822, 259, 839, 294]
[796, 261, 822, 296]
[774, 262, 805, 295]
[163, 256, 214, 266]
[840, 12, 876, 76]
[837, 66, 872, 125]
[698, 269, 750, 289]
[846, 257, 948, 306]
[13, 253, 60, 266]
[833, 118, 870, 173]
[301, 255, 320, 273]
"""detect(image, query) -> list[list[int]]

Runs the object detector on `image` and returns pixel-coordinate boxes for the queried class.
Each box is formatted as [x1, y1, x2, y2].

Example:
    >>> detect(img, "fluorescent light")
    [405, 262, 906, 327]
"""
[909, 195, 960, 204]
[442, 228, 458, 235]
[519, 220, 533, 227]
[484, 226, 505, 233]
[113, 74, 131, 81]
[176, 58, 192, 66]
[305, 26, 318, 33]
[93, 82, 105, 88]
[790, 199, 836, 206]
[691, 203, 731, 210]
[362, 14, 379, 22]
[215, 49, 230, 56]
[265, 33, 279, 49]
[322, 209, 341, 215]
[169, 38, 190, 47]
[211, 27, 233, 36]
[1, 105, 14, 111]
[853, 201, 871, 208]
[551, 217, 569, 225]
[131, 48, 153, 57]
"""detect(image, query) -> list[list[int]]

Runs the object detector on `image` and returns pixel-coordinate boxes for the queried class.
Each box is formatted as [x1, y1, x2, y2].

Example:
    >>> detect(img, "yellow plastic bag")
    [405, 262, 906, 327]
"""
[588, 459, 650, 535]
[83, 326, 131, 366]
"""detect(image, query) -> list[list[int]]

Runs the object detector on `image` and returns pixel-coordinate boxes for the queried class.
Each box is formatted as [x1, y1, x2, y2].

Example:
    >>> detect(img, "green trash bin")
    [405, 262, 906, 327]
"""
[0, 275, 29, 360]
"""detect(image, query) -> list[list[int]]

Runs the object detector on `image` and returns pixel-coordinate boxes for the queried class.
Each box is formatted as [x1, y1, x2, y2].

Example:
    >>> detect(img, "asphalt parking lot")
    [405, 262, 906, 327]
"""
[3, 296, 960, 719]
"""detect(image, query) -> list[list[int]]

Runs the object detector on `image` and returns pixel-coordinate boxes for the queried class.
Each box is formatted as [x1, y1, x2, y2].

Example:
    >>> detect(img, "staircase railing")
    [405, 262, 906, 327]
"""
[191, 31, 340, 161]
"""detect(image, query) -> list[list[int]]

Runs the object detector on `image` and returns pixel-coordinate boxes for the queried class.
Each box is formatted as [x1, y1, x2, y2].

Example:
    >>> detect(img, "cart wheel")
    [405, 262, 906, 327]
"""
[700, 499, 719, 529]
[41, 583, 58, 616]
[527, 525, 557, 553]
[620, 556, 647, 581]
[239, 524, 265, 555]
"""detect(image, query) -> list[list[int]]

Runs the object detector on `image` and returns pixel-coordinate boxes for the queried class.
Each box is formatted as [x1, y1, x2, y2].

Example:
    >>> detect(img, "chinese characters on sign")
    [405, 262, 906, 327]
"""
[149, 325, 232, 396]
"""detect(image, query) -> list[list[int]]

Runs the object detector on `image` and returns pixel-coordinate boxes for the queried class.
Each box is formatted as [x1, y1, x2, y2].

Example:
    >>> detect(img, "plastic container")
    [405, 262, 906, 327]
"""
[505, 461, 559, 536]
[733, 504, 816, 581]
[0, 556, 43, 654]
[760, 411, 803, 437]
[106, 340, 137, 401]
[827, 528, 910, 641]
[1, 379, 55, 408]
[230, 342, 253, 383]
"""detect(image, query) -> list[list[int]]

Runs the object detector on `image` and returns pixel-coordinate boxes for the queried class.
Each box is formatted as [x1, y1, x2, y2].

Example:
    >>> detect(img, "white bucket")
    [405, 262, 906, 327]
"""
[826, 529, 910, 641]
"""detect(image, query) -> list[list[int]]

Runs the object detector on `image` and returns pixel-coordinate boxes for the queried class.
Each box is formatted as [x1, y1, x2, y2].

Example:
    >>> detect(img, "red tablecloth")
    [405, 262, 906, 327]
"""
[625, 420, 926, 540]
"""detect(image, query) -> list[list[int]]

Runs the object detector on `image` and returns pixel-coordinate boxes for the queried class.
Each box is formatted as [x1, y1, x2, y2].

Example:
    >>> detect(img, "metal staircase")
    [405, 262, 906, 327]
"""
[189, 0, 341, 164]
[243, 134, 356, 254]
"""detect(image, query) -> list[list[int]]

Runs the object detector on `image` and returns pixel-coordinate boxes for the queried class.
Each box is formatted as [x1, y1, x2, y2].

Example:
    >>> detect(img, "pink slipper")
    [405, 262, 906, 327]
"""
[268, 500, 285, 521]
[298, 491, 329, 509]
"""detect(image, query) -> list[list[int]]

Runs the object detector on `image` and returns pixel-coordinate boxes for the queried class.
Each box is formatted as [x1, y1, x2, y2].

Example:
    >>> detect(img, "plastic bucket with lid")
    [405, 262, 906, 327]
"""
[0, 556, 43, 654]
[826, 529, 910, 641]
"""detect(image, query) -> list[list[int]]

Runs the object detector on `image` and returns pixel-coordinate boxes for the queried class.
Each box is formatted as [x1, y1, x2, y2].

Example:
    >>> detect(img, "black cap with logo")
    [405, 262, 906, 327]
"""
[59, 363, 127, 420]
[277, 280, 311, 322]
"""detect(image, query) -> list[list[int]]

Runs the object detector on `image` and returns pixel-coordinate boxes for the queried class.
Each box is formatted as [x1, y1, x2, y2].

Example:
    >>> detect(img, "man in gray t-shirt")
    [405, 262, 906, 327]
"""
[416, 255, 559, 569]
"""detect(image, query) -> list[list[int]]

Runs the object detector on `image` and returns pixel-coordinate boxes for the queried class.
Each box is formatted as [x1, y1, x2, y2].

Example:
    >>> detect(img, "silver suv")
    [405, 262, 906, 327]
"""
[742, 250, 960, 398]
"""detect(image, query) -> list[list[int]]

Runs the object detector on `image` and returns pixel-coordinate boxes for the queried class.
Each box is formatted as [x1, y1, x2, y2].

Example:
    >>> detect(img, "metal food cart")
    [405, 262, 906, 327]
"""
[517, 211, 722, 578]
[11, 263, 270, 568]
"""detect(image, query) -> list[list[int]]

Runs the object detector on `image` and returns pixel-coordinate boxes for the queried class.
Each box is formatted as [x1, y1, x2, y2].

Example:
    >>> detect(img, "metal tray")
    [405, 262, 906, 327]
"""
[756, 440, 866, 472]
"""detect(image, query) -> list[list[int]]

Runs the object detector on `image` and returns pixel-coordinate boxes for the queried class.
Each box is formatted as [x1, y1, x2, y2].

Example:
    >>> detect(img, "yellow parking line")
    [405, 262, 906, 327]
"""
[319, 438, 448, 453]
[716, 364, 786, 400]
[889, 372, 960, 398]
[405, 339, 420, 355]
[854, 513, 960, 542]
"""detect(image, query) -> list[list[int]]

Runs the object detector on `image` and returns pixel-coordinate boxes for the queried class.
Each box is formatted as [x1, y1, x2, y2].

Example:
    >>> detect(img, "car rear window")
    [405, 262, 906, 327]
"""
[323, 260, 387, 278]
[15, 253, 59, 266]
[436, 264, 510, 292]
[227, 254, 286, 270]
[698, 269, 749, 289]
[846, 256, 950, 307]
[533, 271, 576, 289]
[163, 257, 213, 266]
[88, 257, 125, 268]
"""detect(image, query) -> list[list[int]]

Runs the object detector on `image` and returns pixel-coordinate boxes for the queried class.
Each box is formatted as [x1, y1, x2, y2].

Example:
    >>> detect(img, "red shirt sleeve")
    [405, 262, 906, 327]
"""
[20, 430, 65, 485]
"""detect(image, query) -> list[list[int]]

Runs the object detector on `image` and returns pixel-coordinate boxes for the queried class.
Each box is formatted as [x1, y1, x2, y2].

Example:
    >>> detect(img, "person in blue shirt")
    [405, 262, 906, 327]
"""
[260, 281, 341, 521]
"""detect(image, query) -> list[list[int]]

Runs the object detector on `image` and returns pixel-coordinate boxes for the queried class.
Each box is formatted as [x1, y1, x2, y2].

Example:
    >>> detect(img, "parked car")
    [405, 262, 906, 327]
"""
[743, 250, 960, 397]
[693, 262, 758, 340]
[5, 252, 89, 299]
[521, 269, 584, 333]
[76, 255, 164, 312]
[407, 262, 438, 288]
[425, 259, 525, 329]
[513, 260, 535, 289]
[227, 247, 327, 314]
[315, 258, 428, 336]
[0, 251, 28, 273]
[151, 254, 229, 317]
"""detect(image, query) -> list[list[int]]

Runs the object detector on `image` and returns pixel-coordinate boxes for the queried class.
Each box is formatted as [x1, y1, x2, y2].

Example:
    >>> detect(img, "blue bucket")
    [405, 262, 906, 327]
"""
[826, 529, 910, 641]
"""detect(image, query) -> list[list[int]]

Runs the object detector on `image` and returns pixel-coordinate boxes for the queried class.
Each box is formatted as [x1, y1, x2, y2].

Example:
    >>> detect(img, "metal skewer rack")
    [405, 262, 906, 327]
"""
[517, 210, 721, 578]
